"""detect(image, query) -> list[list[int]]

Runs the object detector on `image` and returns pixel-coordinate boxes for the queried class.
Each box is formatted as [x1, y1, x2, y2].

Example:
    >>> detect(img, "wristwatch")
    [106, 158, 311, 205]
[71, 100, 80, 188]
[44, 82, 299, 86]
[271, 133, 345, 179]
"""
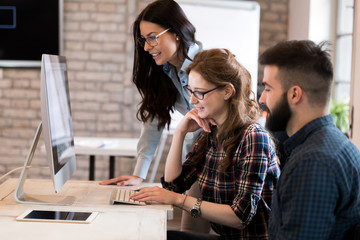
[190, 198, 202, 218]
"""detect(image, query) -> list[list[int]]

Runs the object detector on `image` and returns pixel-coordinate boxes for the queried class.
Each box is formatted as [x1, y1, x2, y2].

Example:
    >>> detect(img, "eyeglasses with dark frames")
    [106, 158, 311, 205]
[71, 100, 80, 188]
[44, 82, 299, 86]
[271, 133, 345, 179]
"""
[183, 85, 225, 100]
[137, 28, 171, 47]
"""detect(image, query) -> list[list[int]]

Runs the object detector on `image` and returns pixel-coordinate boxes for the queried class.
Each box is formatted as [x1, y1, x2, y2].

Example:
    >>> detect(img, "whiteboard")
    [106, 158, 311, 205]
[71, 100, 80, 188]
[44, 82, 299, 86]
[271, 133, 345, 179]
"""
[178, 0, 260, 96]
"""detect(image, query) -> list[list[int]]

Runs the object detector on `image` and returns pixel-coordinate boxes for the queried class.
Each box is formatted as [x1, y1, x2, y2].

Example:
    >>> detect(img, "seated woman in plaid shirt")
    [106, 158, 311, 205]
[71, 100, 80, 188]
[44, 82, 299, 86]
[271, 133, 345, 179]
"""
[131, 48, 281, 240]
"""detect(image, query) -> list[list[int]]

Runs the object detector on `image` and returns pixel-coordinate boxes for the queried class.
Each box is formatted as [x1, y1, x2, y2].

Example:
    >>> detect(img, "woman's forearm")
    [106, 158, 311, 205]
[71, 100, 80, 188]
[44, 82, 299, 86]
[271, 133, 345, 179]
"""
[182, 196, 244, 229]
[164, 129, 187, 182]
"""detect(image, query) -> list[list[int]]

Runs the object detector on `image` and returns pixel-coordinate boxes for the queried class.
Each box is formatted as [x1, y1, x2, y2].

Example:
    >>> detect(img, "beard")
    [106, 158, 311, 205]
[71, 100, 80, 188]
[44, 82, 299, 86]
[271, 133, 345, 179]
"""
[264, 93, 292, 132]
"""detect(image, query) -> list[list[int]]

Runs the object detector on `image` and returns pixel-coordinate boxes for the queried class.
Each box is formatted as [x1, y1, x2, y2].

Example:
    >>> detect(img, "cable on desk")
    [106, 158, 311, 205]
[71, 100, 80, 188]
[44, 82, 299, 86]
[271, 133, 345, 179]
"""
[0, 166, 49, 182]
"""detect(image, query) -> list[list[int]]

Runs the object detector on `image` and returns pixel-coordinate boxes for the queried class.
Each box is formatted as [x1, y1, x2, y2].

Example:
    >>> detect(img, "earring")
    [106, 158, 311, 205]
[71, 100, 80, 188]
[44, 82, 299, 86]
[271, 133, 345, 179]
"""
[176, 36, 179, 41]
[224, 96, 229, 100]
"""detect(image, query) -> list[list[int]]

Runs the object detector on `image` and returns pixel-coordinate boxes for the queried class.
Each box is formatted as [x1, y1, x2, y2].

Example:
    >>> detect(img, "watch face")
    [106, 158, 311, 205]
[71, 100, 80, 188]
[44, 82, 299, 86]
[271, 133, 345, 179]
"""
[190, 208, 200, 218]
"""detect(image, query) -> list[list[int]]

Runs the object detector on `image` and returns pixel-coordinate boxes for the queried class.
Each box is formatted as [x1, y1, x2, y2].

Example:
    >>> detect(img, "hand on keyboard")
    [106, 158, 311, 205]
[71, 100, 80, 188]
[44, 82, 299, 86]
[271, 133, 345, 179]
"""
[110, 188, 146, 205]
[129, 186, 180, 206]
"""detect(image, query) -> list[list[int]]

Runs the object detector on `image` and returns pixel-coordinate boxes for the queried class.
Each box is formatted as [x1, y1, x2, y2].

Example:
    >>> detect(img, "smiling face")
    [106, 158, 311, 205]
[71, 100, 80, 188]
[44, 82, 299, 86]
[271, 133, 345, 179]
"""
[259, 65, 292, 132]
[139, 21, 181, 68]
[188, 70, 229, 126]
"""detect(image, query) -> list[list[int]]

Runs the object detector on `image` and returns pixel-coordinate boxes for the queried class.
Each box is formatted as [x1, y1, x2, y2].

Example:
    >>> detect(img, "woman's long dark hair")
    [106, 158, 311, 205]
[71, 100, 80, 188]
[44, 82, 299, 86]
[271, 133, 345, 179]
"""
[186, 49, 259, 172]
[132, 0, 196, 130]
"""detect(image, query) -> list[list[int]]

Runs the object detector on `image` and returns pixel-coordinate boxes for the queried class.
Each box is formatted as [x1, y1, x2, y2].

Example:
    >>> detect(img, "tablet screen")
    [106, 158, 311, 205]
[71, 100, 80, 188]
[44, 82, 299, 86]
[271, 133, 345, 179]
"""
[16, 210, 98, 224]
[25, 210, 91, 220]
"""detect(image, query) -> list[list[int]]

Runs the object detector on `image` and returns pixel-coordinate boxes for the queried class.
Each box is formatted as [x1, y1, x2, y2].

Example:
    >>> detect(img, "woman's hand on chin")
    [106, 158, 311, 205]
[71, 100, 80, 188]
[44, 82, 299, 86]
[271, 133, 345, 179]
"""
[177, 109, 216, 134]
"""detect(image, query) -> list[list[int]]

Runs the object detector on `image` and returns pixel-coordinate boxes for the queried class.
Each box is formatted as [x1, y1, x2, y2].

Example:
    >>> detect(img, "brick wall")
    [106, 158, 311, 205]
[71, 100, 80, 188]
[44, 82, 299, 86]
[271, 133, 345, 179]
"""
[255, 0, 289, 92]
[0, 0, 288, 184]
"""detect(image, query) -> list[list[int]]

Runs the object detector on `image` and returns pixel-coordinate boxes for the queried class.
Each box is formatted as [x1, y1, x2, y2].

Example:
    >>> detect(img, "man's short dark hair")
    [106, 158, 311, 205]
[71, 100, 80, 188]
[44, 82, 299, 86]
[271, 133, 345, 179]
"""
[259, 40, 334, 107]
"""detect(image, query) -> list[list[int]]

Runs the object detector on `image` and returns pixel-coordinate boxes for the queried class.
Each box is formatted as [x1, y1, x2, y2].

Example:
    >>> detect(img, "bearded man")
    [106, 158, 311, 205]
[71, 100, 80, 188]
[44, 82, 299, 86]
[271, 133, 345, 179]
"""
[259, 40, 360, 240]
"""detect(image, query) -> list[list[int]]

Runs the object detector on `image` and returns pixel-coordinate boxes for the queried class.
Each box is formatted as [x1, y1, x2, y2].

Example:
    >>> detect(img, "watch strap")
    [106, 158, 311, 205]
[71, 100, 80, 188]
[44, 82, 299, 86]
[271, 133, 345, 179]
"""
[194, 198, 202, 208]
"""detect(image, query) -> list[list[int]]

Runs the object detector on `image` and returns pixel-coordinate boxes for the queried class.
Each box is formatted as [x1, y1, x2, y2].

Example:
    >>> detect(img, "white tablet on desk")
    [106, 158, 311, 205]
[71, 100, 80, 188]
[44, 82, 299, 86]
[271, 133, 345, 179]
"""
[16, 209, 99, 224]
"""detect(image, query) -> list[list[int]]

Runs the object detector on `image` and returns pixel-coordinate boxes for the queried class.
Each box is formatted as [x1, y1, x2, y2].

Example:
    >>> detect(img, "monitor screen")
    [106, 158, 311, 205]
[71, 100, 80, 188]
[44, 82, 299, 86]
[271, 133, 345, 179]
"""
[14, 54, 76, 205]
[0, 0, 62, 67]
[41, 54, 76, 193]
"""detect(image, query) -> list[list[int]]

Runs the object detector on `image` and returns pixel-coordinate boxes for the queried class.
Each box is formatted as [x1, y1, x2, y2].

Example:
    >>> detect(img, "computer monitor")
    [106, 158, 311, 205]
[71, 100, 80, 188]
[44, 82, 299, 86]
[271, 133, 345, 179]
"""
[0, 0, 63, 67]
[14, 54, 76, 205]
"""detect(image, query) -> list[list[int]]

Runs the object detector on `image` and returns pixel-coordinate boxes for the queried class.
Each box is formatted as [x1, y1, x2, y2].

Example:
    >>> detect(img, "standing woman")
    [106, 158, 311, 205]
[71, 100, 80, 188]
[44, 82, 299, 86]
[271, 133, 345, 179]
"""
[101, 0, 199, 185]
[100, 0, 210, 233]
[131, 48, 281, 239]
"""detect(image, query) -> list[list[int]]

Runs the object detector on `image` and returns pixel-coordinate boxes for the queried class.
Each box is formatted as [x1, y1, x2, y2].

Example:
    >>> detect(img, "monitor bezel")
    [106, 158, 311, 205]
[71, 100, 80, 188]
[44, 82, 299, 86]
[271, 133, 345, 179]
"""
[41, 54, 76, 193]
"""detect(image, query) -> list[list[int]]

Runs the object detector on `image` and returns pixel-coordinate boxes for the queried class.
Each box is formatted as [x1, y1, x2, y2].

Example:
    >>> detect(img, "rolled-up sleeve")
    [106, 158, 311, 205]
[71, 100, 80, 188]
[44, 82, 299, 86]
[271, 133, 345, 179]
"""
[161, 150, 199, 193]
[231, 126, 274, 225]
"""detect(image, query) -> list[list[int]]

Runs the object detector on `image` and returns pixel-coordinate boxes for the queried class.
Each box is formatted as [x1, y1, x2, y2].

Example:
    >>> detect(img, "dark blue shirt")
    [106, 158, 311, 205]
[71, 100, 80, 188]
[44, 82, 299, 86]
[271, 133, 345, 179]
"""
[269, 115, 360, 240]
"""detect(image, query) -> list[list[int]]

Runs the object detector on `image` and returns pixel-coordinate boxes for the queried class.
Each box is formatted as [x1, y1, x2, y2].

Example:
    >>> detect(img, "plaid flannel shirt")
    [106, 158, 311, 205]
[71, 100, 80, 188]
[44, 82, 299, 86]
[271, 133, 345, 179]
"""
[162, 123, 280, 240]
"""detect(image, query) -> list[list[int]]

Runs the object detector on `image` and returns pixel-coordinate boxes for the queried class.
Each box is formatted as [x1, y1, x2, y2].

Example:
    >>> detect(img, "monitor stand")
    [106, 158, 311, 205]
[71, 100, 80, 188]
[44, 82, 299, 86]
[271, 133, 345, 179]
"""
[14, 122, 75, 205]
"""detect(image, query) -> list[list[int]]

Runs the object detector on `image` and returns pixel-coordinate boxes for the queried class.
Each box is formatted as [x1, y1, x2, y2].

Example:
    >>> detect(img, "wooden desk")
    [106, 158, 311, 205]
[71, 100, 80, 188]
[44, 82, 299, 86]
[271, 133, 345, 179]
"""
[74, 137, 139, 180]
[0, 179, 173, 240]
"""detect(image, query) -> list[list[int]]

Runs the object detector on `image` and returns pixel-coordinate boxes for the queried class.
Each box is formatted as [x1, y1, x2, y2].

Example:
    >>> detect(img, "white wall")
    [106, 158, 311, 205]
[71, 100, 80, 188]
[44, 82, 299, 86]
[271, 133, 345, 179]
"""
[288, 0, 310, 40]
[309, 0, 337, 44]
[288, 0, 336, 44]
[178, 0, 260, 97]
[350, 0, 360, 149]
